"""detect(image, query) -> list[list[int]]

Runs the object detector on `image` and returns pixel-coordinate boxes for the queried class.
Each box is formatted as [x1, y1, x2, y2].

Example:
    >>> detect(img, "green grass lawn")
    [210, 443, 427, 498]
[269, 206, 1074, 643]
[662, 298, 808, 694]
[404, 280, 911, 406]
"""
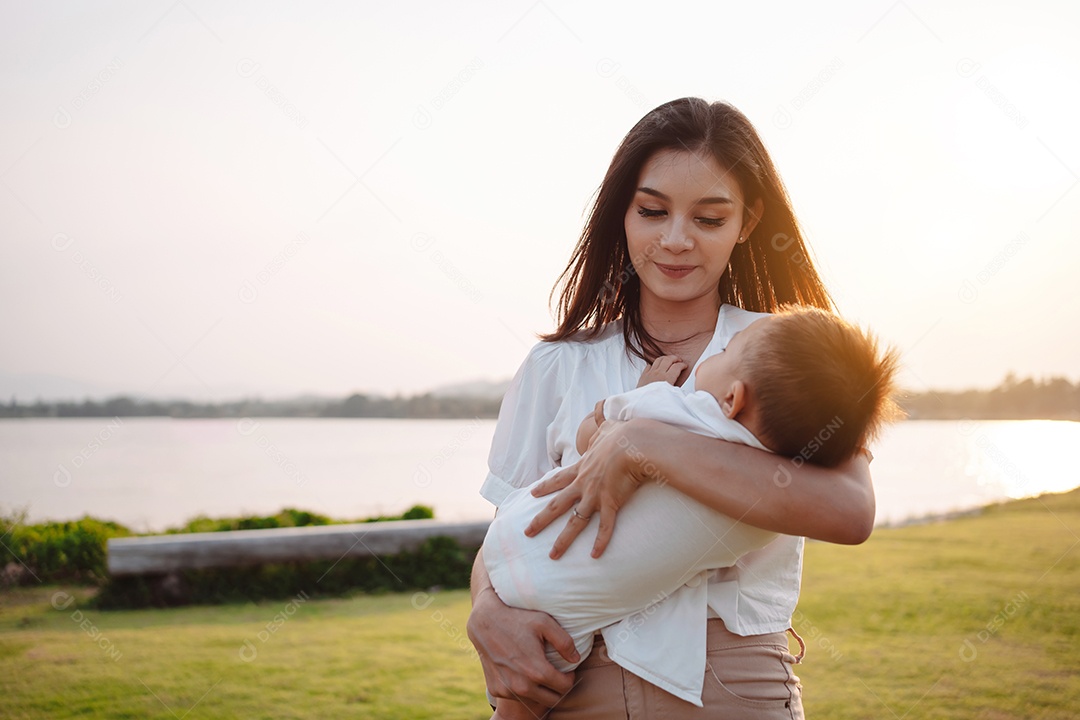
[794, 489, 1080, 719]
[2, 489, 1078, 719]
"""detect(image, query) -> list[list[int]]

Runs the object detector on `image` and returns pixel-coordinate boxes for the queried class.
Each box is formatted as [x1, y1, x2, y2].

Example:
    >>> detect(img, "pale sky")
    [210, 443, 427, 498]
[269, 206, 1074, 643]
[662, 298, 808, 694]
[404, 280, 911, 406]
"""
[2, 0, 1078, 401]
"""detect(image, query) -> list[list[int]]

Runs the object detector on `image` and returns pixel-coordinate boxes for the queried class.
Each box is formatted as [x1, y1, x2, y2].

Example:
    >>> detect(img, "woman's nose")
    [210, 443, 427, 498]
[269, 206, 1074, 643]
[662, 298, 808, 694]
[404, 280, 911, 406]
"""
[659, 215, 694, 252]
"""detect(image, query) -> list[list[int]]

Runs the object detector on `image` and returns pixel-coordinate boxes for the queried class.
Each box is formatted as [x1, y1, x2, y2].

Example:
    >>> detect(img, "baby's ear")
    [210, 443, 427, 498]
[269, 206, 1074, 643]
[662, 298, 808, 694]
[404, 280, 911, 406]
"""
[721, 380, 747, 419]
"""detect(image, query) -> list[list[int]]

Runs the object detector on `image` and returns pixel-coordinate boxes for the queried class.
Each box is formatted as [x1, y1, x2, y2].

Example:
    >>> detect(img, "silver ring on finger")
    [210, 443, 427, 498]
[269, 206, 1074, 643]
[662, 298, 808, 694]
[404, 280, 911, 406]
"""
[571, 506, 590, 521]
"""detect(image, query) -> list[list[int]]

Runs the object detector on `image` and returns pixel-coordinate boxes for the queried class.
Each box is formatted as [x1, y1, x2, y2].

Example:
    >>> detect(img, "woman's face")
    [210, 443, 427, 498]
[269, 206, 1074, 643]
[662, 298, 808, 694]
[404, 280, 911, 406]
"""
[624, 148, 760, 309]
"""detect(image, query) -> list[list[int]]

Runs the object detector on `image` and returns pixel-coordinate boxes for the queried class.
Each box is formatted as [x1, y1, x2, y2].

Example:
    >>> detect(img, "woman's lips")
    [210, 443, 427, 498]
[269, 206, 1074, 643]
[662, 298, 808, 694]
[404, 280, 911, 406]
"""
[655, 263, 695, 279]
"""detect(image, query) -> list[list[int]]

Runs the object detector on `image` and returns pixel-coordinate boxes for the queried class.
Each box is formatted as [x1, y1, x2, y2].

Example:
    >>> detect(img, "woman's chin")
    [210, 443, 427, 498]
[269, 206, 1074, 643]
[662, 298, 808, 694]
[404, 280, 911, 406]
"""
[641, 283, 717, 307]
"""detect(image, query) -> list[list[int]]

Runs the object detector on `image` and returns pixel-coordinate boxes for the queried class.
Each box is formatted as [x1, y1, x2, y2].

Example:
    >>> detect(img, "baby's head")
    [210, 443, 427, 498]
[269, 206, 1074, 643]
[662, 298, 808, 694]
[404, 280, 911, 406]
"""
[694, 306, 900, 467]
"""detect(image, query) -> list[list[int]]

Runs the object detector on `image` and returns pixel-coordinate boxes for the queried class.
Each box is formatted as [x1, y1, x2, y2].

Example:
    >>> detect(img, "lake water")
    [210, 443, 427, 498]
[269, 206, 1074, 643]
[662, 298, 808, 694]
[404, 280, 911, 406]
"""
[2, 418, 1078, 533]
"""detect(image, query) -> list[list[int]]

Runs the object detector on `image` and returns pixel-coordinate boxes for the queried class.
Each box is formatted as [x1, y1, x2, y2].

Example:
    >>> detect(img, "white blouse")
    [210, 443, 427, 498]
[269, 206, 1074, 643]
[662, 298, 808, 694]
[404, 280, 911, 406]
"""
[479, 304, 804, 674]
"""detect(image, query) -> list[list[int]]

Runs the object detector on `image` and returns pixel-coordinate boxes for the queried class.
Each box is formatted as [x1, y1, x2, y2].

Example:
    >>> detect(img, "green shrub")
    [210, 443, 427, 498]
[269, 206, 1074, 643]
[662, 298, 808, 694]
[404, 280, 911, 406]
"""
[167, 505, 431, 534]
[0, 510, 131, 585]
[169, 508, 335, 534]
[362, 504, 435, 523]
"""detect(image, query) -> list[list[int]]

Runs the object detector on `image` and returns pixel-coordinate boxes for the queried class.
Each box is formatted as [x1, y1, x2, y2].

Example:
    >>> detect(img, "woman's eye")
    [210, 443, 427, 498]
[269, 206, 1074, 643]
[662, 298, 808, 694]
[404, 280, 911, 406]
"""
[697, 217, 726, 228]
[637, 207, 665, 219]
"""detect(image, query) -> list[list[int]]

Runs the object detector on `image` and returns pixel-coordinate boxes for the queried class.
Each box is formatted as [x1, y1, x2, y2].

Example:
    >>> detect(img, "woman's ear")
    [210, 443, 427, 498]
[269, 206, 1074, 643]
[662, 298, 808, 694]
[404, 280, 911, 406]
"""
[721, 380, 748, 419]
[740, 198, 764, 242]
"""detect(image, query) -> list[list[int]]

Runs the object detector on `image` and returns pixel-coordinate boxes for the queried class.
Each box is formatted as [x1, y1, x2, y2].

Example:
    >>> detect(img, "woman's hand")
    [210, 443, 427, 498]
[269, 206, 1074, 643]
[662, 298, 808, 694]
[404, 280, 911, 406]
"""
[524, 419, 651, 559]
[467, 584, 578, 707]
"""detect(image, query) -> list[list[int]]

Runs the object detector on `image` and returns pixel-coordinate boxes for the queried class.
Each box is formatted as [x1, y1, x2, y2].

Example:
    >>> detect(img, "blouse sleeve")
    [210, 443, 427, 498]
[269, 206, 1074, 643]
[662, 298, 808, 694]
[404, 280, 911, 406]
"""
[480, 341, 569, 507]
[602, 384, 659, 422]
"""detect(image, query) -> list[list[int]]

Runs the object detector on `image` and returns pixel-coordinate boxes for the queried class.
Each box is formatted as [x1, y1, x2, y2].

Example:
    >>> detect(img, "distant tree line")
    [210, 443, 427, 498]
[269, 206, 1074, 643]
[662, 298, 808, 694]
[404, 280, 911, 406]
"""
[898, 374, 1080, 421]
[3, 374, 1078, 421]
[0, 393, 502, 419]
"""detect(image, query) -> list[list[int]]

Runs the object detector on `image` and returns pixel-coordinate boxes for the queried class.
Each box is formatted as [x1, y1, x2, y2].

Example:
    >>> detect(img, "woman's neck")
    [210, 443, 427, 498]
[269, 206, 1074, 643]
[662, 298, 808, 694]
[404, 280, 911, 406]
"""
[639, 292, 721, 346]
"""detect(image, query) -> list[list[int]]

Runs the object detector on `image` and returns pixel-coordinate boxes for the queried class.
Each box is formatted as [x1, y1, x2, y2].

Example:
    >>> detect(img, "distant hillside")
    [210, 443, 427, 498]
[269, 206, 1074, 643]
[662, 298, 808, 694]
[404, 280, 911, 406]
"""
[899, 374, 1080, 421]
[0, 386, 505, 420]
[2, 374, 1077, 421]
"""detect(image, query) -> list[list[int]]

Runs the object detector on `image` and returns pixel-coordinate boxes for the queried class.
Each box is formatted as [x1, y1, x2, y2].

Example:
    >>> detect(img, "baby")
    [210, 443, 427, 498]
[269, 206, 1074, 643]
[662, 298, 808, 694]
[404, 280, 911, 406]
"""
[484, 306, 899, 717]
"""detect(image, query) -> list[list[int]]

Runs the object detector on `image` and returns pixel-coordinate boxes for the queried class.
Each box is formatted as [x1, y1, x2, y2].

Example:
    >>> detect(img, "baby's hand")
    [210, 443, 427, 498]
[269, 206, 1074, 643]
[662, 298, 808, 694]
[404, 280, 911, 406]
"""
[637, 355, 688, 387]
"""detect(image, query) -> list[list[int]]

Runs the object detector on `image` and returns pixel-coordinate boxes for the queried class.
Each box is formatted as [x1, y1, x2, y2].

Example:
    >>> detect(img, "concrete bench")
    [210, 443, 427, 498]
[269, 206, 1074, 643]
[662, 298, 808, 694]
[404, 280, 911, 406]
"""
[107, 519, 492, 576]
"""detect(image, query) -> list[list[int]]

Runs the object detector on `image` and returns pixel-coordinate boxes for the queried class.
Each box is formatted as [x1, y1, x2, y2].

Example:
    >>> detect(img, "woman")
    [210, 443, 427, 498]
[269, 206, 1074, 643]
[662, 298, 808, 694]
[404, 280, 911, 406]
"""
[467, 98, 875, 718]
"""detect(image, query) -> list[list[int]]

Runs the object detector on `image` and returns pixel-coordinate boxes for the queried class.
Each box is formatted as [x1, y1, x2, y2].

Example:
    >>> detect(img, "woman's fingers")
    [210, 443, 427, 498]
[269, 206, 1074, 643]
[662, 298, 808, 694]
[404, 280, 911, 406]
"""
[591, 502, 618, 558]
[524, 473, 581, 537]
[536, 612, 580, 666]
[507, 614, 576, 700]
[511, 651, 575, 702]
[483, 657, 566, 708]
[548, 502, 594, 559]
[531, 463, 577, 498]
[528, 419, 646, 558]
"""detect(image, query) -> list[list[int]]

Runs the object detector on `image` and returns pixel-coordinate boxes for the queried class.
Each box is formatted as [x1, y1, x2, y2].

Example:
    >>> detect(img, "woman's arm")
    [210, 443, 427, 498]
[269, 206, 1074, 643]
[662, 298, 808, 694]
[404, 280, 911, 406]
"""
[466, 549, 579, 706]
[525, 417, 875, 558]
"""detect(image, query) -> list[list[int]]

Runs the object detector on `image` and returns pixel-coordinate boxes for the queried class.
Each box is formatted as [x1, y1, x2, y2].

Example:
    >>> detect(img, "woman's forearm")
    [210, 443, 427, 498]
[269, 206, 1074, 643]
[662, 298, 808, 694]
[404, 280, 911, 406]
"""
[623, 418, 876, 544]
[468, 547, 579, 705]
[471, 547, 494, 602]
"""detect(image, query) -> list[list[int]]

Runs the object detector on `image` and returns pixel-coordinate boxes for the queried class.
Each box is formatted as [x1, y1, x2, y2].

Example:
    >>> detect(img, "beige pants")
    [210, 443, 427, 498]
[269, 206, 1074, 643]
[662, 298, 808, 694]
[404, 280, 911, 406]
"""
[546, 618, 805, 719]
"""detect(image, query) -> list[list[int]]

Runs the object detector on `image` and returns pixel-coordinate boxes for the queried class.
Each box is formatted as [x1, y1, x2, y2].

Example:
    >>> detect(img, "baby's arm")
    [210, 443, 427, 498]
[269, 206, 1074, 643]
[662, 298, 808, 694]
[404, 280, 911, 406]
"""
[574, 400, 605, 457]
[573, 357, 688, 456]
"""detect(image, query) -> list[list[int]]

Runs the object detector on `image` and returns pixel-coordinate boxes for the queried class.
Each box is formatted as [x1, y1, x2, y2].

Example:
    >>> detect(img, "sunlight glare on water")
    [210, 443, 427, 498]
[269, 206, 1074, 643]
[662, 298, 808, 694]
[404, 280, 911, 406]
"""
[870, 419, 1080, 525]
[962, 420, 1080, 499]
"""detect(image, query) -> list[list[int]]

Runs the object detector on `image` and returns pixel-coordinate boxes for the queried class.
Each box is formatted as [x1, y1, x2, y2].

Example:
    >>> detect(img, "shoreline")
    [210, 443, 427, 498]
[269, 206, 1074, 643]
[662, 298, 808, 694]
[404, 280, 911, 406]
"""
[873, 505, 987, 530]
[10, 489, 1074, 539]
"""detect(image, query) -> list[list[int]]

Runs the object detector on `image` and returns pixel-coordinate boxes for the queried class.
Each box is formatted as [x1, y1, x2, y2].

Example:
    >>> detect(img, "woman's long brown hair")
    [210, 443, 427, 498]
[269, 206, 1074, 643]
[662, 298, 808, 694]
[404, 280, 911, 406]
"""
[540, 98, 834, 362]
